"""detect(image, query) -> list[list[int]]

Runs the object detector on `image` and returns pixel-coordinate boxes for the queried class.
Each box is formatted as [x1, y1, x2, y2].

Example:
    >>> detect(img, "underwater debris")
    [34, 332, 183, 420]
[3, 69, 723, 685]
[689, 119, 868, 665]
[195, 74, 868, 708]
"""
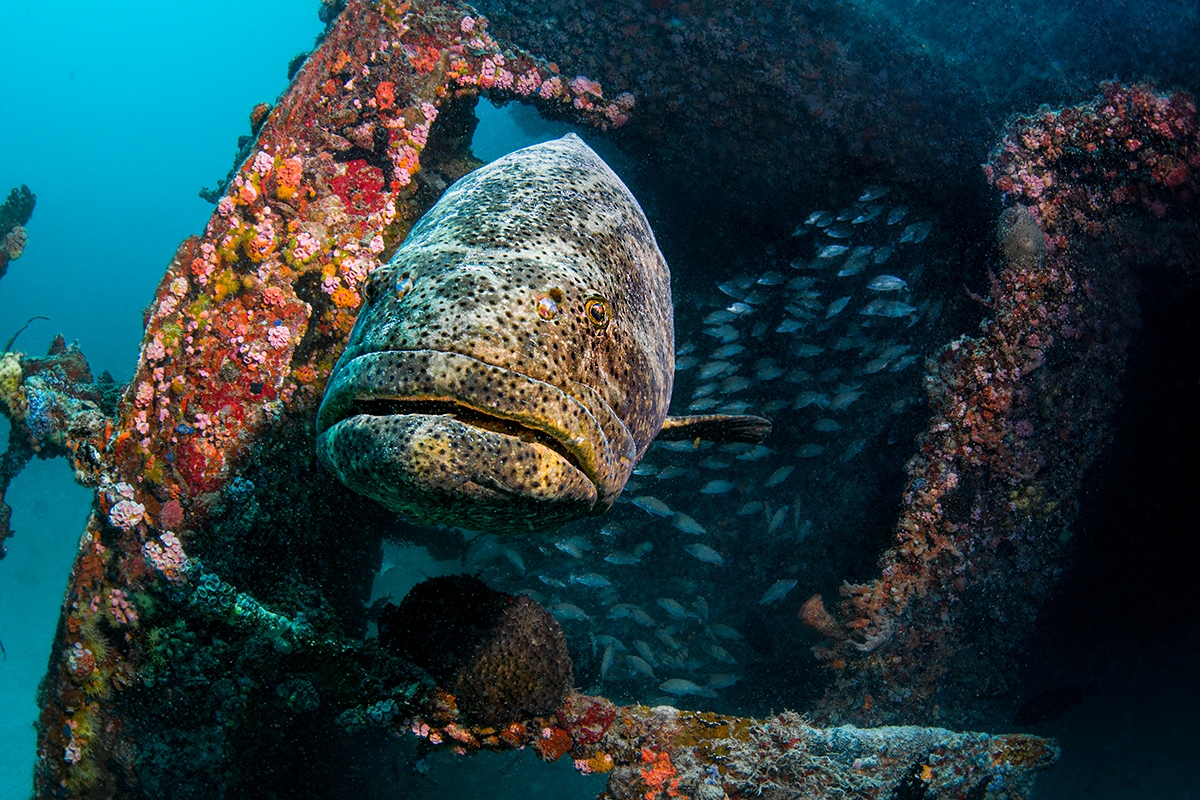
[0, 1, 1076, 796]
[0, 184, 35, 282]
[378, 575, 573, 725]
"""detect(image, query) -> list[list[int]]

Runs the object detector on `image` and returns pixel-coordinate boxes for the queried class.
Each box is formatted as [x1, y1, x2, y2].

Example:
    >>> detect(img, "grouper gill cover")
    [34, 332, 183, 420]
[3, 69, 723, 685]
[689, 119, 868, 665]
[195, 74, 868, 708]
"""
[317, 134, 769, 533]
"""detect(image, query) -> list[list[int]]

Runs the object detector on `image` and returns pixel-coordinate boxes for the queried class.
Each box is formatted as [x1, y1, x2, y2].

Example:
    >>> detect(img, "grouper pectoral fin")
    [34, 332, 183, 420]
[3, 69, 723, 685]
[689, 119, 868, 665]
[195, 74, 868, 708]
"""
[655, 414, 772, 445]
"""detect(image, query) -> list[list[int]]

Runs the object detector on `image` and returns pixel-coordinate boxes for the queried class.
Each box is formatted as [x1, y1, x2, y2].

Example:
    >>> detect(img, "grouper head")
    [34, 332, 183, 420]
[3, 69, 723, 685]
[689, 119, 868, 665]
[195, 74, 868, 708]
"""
[317, 134, 768, 533]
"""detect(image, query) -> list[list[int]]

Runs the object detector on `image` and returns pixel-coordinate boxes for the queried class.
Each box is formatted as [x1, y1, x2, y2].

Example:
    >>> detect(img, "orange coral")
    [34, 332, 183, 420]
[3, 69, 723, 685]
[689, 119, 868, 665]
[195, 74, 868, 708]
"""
[331, 287, 360, 309]
[640, 747, 681, 800]
[376, 81, 395, 109]
[276, 157, 303, 199]
[532, 727, 572, 762]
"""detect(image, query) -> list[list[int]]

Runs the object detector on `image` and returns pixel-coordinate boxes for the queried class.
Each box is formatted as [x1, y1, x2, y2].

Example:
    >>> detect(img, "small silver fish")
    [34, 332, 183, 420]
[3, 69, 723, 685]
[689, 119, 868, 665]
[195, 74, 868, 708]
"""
[737, 501, 764, 515]
[812, 418, 842, 432]
[734, 444, 772, 461]
[711, 343, 745, 359]
[867, 274, 907, 292]
[863, 299, 917, 318]
[700, 479, 735, 494]
[759, 579, 798, 604]
[704, 642, 738, 664]
[655, 465, 691, 480]
[785, 368, 813, 383]
[684, 543, 724, 564]
[672, 512, 707, 535]
[708, 623, 744, 640]
[872, 245, 893, 264]
[705, 309, 739, 324]
[825, 296, 851, 318]
[837, 262, 867, 278]
[899, 220, 932, 243]
[707, 673, 741, 689]
[776, 318, 805, 333]
[657, 597, 690, 619]
[829, 390, 864, 411]
[502, 547, 526, 573]
[555, 538, 588, 558]
[793, 344, 825, 358]
[825, 225, 854, 239]
[659, 678, 715, 698]
[604, 551, 641, 565]
[861, 358, 889, 374]
[655, 629, 682, 650]
[572, 572, 612, 588]
[607, 603, 639, 619]
[754, 364, 785, 380]
[632, 495, 673, 517]
[757, 271, 786, 286]
[626, 655, 657, 678]
[698, 360, 732, 380]
[816, 244, 849, 258]
[797, 443, 824, 458]
[842, 438, 868, 462]
[858, 185, 890, 202]
[767, 507, 788, 534]
[793, 391, 829, 409]
[763, 465, 794, 487]
[600, 642, 615, 680]
[852, 205, 883, 224]
[720, 376, 752, 394]
[887, 205, 909, 225]
[550, 602, 592, 621]
[630, 606, 658, 626]
[634, 639, 659, 666]
[688, 398, 721, 412]
[704, 325, 740, 343]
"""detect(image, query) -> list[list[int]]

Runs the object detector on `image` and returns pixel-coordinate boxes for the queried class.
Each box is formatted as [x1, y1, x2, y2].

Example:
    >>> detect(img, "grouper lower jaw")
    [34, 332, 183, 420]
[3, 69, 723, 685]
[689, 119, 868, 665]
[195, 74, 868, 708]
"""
[315, 348, 637, 532]
[315, 411, 606, 533]
[316, 348, 637, 493]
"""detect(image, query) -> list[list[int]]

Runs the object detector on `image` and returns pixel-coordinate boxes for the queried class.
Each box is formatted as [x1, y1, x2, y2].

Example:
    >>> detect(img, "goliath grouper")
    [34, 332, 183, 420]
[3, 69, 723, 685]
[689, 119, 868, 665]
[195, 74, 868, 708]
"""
[316, 134, 769, 533]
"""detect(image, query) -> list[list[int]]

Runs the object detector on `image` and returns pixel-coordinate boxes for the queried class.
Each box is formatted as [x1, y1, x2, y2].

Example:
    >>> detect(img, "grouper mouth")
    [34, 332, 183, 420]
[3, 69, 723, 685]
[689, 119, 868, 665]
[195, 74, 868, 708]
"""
[333, 396, 590, 477]
[315, 349, 636, 530]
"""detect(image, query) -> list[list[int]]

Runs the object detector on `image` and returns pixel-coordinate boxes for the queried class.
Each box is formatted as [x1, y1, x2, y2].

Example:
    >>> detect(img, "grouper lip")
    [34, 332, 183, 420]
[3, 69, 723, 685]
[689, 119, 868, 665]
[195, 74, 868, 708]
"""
[316, 349, 631, 499]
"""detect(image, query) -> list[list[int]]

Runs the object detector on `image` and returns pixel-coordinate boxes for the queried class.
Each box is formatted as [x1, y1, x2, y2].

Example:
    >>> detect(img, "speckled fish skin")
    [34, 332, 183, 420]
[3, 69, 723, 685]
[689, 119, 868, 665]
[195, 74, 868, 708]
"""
[318, 134, 763, 533]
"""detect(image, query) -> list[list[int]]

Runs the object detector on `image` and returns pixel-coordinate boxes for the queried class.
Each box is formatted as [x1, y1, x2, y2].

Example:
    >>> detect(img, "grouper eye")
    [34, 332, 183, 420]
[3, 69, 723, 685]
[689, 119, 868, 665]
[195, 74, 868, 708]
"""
[585, 295, 611, 331]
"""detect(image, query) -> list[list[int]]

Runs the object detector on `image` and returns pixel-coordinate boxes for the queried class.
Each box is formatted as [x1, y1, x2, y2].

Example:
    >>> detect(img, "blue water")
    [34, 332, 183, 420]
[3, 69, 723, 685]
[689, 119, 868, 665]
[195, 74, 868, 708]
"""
[0, 3, 323, 795]
[2, 1, 1198, 798]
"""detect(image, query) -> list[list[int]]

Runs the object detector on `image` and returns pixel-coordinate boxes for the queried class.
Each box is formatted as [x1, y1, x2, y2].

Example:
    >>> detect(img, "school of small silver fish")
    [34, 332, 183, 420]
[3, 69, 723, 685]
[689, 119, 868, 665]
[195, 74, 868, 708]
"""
[379, 186, 953, 707]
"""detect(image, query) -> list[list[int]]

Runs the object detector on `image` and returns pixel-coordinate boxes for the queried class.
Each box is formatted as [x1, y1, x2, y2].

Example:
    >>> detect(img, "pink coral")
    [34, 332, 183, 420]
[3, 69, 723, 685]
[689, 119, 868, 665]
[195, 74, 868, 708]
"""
[109, 499, 145, 531]
[292, 231, 320, 261]
[252, 151, 274, 175]
[142, 531, 188, 584]
[5, 226, 27, 259]
[267, 324, 291, 349]
[108, 588, 137, 625]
